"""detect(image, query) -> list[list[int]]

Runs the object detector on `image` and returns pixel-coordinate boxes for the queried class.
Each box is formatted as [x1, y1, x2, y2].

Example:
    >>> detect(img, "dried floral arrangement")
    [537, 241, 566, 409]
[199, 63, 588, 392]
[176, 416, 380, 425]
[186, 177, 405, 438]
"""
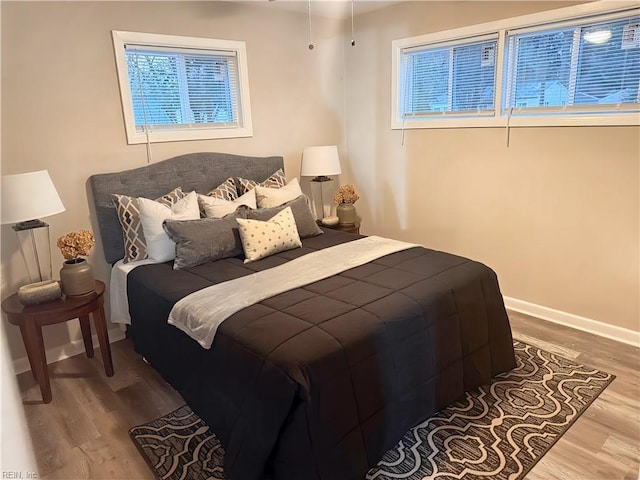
[333, 184, 360, 205]
[57, 230, 95, 260]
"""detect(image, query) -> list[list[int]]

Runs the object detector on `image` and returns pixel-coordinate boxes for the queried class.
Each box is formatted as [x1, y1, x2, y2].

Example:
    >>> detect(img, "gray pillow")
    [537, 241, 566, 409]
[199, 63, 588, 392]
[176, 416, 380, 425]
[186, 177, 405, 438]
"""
[247, 195, 322, 239]
[163, 210, 247, 270]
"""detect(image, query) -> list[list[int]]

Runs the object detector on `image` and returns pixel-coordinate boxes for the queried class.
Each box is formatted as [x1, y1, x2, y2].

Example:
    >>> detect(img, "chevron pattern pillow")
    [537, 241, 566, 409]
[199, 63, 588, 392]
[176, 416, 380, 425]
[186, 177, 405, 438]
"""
[206, 177, 238, 201]
[112, 187, 185, 263]
[236, 169, 286, 195]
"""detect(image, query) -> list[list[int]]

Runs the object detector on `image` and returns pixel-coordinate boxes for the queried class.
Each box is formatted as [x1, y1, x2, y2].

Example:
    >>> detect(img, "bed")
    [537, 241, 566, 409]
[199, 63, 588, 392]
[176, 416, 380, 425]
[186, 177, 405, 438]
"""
[88, 152, 516, 480]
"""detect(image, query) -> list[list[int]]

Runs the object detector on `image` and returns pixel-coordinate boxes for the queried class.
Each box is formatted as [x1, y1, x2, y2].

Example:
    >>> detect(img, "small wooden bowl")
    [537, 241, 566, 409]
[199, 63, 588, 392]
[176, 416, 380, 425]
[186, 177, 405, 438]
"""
[321, 216, 339, 226]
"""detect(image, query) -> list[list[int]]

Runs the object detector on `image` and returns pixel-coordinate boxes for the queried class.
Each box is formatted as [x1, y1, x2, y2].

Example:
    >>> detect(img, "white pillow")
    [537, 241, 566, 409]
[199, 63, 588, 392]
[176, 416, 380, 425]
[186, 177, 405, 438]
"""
[236, 207, 302, 263]
[199, 189, 257, 218]
[138, 191, 200, 262]
[255, 178, 303, 208]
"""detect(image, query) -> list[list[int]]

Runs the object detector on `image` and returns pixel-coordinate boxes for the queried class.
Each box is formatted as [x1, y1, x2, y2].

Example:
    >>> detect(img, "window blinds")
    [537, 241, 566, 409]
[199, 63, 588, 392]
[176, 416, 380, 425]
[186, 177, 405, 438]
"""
[125, 45, 241, 131]
[399, 34, 498, 118]
[505, 14, 640, 113]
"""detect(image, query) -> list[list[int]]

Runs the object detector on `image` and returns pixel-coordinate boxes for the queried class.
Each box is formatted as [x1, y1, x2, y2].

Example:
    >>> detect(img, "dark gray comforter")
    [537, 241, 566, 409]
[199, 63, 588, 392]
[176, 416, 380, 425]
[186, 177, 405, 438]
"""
[126, 228, 516, 480]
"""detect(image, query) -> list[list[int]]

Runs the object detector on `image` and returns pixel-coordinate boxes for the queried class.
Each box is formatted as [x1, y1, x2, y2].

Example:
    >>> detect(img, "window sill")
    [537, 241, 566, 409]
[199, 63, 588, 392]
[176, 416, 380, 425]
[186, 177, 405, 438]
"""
[391, 112, 640, 130]
[125, 126, 254, 144]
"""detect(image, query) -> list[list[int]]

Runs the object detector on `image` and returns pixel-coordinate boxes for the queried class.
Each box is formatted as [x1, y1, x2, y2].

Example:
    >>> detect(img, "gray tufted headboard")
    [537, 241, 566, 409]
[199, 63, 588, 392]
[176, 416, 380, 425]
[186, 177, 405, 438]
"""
[88, 152, 284, 264]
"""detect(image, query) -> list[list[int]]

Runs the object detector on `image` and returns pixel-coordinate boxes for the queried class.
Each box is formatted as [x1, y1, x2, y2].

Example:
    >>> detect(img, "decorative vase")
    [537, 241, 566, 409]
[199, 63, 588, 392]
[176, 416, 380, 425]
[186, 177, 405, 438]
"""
[336, 203, 357, 225]
[59, 258, 95, 297]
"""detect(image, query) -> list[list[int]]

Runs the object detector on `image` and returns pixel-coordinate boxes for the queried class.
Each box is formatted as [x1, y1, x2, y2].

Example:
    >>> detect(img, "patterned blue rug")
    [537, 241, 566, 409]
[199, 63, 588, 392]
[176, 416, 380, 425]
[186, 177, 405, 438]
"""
[129, 341, 613, 480]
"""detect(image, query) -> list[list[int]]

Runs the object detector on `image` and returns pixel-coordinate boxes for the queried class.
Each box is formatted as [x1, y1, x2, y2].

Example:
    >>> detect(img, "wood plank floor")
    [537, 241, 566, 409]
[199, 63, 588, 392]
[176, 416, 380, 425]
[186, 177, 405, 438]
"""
[15, 311, 640, 480]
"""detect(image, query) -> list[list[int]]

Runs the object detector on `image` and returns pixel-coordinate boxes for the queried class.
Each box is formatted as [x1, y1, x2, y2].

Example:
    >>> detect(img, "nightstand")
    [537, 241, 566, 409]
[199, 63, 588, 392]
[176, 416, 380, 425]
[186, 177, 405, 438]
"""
[319, 221, 361, 235]
[1, 280, 114, 403]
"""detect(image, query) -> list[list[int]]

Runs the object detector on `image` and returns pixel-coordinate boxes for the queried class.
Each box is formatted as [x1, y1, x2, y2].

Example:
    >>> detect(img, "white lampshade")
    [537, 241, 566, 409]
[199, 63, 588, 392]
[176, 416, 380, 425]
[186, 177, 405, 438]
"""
[301, 146, 342, 177]
[1, 170, 65, 225]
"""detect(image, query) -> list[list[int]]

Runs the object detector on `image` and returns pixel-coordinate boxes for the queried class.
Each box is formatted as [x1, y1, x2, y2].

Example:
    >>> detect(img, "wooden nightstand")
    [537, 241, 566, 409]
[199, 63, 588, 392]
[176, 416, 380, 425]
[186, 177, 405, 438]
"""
[1, 280, 113, 403]
[319, 221, 361, 235]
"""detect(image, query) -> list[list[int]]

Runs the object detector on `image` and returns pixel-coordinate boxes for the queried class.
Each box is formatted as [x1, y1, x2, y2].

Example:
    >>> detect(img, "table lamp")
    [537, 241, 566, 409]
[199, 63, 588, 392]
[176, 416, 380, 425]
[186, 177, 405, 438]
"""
[1, 170, 66, 285]
[301, 145, 342, 220]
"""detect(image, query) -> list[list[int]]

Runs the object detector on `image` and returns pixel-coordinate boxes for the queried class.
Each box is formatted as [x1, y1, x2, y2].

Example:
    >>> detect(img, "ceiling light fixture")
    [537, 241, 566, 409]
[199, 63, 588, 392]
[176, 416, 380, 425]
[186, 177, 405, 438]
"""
[350, 0, 356, 46]
[308, 0, 314, 50]
[584, 29, 612, 44]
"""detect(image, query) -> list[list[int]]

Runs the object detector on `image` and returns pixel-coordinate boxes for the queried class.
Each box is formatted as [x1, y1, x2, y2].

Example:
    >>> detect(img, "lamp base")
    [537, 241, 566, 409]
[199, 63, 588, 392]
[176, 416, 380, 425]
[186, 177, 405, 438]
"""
[13, 219, 49, 231]
[12, 220, 53, 284]
[308, 177, 336, 219]
[311, 176, 333, 183]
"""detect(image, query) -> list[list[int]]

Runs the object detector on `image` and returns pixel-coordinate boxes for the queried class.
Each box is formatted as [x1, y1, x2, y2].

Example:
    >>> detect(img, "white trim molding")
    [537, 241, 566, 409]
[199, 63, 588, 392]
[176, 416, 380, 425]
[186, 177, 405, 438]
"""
[12, 328, 126, 375]
[504, 296, 640, 348]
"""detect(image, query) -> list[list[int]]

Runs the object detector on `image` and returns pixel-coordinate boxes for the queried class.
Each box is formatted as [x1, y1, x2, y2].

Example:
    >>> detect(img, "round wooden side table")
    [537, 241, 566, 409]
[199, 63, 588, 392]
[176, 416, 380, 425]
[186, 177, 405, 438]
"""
[319, 221, 361, 235]
[2, 280, 114, 403]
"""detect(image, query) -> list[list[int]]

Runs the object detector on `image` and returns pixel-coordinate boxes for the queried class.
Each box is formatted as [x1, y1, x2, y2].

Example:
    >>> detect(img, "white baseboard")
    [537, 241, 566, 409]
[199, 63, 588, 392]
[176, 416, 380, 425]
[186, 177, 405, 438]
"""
[12, 328, 126, 375]
[504, 296, 640, 348]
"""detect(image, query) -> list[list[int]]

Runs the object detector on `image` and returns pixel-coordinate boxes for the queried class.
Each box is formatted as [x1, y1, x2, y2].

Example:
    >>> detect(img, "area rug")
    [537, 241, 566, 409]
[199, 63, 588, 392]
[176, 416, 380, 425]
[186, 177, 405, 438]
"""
[129, 342, 614, 480]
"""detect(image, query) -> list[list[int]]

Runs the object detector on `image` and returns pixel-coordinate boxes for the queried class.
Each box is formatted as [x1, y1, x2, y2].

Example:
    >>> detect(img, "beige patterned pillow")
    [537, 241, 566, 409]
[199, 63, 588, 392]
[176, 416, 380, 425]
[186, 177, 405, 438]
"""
[236, 169, 286, 195]
[112, 187, 185, 263]
[236, 206, 302, 263]
[207, 177, 238, 201]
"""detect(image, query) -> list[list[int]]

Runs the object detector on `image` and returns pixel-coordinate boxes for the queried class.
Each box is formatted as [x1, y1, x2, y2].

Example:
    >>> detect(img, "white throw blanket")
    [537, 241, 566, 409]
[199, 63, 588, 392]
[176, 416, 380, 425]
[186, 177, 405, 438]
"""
[110, 258, 158, 324]
[168, 236, 420, 349]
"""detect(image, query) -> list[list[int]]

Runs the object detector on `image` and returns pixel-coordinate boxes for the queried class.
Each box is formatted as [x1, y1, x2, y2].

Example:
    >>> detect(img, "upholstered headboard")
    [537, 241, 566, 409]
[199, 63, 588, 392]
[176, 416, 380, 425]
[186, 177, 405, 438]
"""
[88, 152, 284, 264]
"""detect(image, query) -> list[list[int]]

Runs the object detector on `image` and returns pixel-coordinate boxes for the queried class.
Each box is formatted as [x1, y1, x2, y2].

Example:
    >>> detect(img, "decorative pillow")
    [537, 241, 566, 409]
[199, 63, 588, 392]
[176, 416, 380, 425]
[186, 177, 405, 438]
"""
[236, 168, 286, 195]
[207, 177, 238, 201]
[112, 187, 185, 263]
[247, 195, 322, 239]
[163, 210, 248, 270]
[255, 178, 303, 208]
[236, 207, 302, 263]
[199, 189, 257, 218]
[138, 191, 200, 262]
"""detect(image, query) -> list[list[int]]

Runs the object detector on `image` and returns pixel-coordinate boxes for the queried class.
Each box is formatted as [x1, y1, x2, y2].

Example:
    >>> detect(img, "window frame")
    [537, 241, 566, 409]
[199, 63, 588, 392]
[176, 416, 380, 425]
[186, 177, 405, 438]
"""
[399, 33, 500, 120]
[112, 30, 253, 144]
[391, 0, 640, 130]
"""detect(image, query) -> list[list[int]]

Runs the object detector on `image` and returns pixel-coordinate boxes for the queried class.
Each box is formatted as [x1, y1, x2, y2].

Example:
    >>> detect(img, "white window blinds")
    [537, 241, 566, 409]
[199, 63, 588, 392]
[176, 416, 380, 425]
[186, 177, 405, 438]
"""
[505, 13, 640, 114]
[399, 34, 498, 119]
[112, 31, 252, 144]
[125, 46, 241, 131]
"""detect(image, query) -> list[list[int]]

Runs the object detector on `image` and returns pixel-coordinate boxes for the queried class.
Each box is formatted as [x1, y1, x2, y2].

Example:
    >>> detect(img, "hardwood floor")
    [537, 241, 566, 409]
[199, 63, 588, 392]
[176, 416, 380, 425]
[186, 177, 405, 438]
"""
[15, 312, 640, 480]
[508, 313, 640, 480]
[16, 337, 184, 480]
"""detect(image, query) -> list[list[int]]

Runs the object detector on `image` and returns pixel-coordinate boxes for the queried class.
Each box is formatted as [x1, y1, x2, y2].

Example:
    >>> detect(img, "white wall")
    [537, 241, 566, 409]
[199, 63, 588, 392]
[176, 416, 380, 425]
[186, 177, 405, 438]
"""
[0, 2, 39, 474]
[343, 1, 639, 334]
[0, 323, 38, 474]
[2, 0, 638, 368]
[1, 1, 347, 363]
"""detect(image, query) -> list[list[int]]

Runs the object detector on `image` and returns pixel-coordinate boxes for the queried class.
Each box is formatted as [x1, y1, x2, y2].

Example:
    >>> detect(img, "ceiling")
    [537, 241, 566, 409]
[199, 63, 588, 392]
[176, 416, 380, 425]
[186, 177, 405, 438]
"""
[233, 0, 398, 19]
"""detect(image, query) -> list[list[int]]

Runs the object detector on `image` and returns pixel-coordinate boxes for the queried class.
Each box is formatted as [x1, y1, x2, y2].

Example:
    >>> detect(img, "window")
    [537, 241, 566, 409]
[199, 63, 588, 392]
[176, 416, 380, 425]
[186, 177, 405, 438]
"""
[392, 1, 640, 129]
[505, 14, 640, 115]
[112, 31, 252, 144]
[399, 34, 498, 120]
